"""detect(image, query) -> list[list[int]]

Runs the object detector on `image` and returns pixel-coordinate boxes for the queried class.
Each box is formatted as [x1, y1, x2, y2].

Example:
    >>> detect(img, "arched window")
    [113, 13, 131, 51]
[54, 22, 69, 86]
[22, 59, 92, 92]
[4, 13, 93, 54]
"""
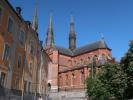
[65, 74, 69, 86]
[30, 41, 34, 55]
[74, 60, 77, 66]
[72, 73, 75, 86]
[18, 54, 21, 79]
[48, 83, 51, 91]
[93, 55, 97, 66]
[80, 71, 85, 84]
[80, 59, 83, 64]
[29, 62, 32, 74]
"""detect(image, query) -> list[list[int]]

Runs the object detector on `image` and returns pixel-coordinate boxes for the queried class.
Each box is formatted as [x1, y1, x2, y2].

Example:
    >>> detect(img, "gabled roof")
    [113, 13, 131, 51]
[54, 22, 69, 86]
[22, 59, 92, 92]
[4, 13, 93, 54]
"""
[54, 40, 111, 56]
[73, 40, 111, 56]
[54, 45, 73, 56]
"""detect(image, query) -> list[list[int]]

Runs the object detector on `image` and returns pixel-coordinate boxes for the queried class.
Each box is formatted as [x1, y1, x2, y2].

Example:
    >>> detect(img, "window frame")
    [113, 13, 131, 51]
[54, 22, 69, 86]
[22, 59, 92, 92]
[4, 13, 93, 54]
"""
[19, 30, 25, 47]
[2, 43, 10, 61]
[17, 54, 21, 69]
[0, 5, 3, 25]
[7, 16, 14, 33]
[29, 61, 32, 74]
[30, 41, 34, 55]
[0, 72, 6, 87]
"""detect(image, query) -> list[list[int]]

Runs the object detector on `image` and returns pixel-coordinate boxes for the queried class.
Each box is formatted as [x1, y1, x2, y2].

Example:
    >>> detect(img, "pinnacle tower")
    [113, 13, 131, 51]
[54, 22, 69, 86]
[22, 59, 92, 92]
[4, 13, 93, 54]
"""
[31, 0, 38, 31]
[69, 16, 76, 51]
[44, 15, 54, 48]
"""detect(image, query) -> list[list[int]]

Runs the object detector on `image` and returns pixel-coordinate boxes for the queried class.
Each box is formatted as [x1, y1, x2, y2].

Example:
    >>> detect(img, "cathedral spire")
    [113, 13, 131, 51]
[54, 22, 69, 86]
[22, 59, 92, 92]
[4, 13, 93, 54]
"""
[44, 14, 54, 48]
[32, 0, 38, 31]
[69, 15, 76, 51]
[70, 15, 74, 32]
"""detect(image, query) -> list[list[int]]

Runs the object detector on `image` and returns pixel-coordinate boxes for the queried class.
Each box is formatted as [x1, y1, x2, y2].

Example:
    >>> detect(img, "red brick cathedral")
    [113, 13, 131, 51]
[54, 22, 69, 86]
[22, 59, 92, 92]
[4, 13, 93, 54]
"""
[44, 16, 112, 92]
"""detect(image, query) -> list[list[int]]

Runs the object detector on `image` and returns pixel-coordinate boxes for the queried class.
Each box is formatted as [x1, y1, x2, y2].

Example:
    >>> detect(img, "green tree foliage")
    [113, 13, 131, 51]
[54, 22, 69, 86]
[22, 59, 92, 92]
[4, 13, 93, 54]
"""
[86, 63, 127, 100]
[121, 40, 133, 99]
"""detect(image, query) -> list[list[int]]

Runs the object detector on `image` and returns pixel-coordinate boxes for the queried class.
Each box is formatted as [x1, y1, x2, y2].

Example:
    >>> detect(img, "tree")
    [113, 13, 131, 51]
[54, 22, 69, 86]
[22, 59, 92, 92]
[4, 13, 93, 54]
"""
[86, 63, 127, 100]
[121, 40, 133, 99]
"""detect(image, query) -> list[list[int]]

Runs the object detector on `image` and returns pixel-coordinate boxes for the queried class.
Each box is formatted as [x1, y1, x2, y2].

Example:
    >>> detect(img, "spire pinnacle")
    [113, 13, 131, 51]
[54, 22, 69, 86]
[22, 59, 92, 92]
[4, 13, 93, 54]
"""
[70, 15, 74, 24]
[48, 13, 53, 30]
[70, 15, 75, 33]
[69, 15, 76, 51]
[32, 0, 38, 31]
[44, 14, 54, 48]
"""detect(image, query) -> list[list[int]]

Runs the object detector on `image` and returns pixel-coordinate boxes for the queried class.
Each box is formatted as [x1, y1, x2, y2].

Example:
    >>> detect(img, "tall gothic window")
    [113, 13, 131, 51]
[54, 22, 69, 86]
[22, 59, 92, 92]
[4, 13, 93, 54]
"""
[80, 59, 83, 65]
[28, 82, 31, 93]
[80, 71, 85, 84]
[18, 55, 21, 69]
[30, 41, 34, 55]
[74, 60, 76, 66]
[0, 6, 2, 24]
[30, 62, 32, 74]
[20, 31, 24, 47]
[93, 55, 97, 66]
[65, 74, 68, 86]
[3, 44, 10, 61]
[0, 72, 6, 87]
[72, 73, 75, 86]
[15, 78, 19, 89]
[18, 55, 21, 79]
[7, 17, 13, 33]
[24, 81, 27, 92]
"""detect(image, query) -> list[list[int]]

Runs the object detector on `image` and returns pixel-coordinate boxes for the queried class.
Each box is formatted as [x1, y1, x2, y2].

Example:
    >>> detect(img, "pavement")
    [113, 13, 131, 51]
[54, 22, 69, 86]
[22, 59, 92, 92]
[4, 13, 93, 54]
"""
[48, 91, 88, 100]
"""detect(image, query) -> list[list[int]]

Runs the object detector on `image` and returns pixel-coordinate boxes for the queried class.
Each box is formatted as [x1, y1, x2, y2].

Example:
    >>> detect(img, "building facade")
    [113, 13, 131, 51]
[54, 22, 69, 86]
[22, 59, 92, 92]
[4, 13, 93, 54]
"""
[0, 0, 49, 98]
[44, 16, 113, 92]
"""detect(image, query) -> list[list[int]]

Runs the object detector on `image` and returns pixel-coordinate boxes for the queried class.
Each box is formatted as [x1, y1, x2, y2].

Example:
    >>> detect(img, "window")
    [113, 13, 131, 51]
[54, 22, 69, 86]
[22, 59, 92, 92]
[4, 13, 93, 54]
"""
[65, 74, 68, 86]
[30, 41, 34, 54]
[30, 62, 32, 74]
[24, 81, 27, 92]
[18, 55, 21, 69]
[18, 55, 21, 79]
[0, 6, 2, 24]
[48, 83, 51, 91]
[20, 31, 24, 46]
[80, 71, 85, 84]
[15, 79, 19, 89]
[93, 55, 97, 66]
[72, 73, 75, 86]
[3, 44, 10, 61]
[0, 72, 6, 87]
[80, 59, 83, 64]
[88, 57, 90, 63]
[28, 82, 31, 92]
[74, 60, 76, 65]
[7, 17, 13, 33]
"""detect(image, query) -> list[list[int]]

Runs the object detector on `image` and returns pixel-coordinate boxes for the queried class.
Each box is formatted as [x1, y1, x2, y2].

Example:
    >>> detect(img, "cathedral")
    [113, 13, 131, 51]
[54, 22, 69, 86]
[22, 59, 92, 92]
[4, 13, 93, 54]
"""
[44, 16, 113, 92]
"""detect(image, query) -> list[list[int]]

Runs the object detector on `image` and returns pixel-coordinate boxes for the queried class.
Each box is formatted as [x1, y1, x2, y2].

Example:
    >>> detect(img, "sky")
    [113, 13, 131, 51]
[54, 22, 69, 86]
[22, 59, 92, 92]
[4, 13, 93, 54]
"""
[9, 0, 133, 61]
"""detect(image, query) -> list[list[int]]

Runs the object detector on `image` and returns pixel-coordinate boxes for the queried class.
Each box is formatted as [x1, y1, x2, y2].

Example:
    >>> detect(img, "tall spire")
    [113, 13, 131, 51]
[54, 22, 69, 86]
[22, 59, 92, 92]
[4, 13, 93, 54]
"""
[44, 14, 54, 48]
[69, 15, 76, 51]
[70, 15, 74, 32]
[32, 0, 38, 31]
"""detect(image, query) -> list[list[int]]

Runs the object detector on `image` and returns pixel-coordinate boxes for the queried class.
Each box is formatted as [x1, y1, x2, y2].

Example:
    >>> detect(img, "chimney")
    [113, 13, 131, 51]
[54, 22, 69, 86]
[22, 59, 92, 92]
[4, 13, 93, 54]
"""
[16, 7, 21, 15]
